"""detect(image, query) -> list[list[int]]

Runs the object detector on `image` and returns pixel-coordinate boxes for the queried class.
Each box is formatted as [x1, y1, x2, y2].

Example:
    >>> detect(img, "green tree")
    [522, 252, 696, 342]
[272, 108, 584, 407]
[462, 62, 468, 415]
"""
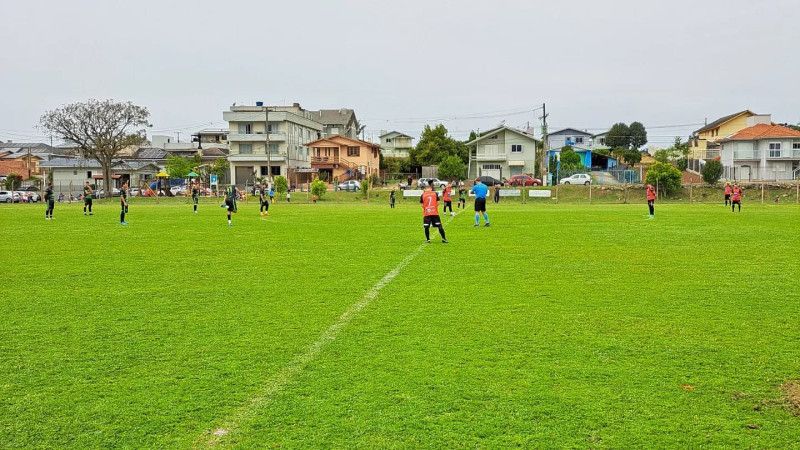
[208, 158, 229, 177]
[629, 122, 648, 149]
[40, 99, 149, 191]
[605, 122, 631, 150]
[410, 124, 468, 166]
[274, 175, 288, 198]
[437, 155, 466, 180]
[4, 173, 22, 190]
[622, 148, 642, 166]
[701, 159, 723, 185]
[310, 178, 327, 200]
[645, 162, 682, 195]
[560, 146, 583, 171]
[165, 155, 193, 179]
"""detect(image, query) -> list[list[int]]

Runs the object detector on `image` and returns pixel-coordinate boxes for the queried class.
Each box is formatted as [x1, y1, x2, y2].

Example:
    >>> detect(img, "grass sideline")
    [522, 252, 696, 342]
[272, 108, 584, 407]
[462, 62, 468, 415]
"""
[1, 200, 799, 447]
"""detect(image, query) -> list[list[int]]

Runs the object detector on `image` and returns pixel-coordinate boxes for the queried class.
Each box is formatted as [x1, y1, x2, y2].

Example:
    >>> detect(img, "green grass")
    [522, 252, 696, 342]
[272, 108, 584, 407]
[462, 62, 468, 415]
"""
[1, 198, 799, 448]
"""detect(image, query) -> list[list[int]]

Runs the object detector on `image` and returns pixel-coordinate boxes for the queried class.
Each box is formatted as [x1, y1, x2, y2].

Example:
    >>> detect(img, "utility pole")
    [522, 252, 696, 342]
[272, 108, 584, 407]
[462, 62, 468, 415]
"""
[176, 131, 181, 143]
[539, 103, 549, 185]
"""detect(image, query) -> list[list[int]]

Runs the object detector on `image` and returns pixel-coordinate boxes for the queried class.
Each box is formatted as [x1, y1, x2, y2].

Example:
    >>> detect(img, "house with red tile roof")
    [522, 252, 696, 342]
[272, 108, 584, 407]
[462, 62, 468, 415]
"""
[719, 123, 800, 181]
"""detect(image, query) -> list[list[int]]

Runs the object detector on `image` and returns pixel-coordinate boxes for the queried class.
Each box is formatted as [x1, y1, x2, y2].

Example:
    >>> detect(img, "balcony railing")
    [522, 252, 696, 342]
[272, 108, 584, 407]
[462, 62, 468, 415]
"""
[311, 155, 339, 164]
[705, 149, 720, 159]
[228, 132, 286, 142]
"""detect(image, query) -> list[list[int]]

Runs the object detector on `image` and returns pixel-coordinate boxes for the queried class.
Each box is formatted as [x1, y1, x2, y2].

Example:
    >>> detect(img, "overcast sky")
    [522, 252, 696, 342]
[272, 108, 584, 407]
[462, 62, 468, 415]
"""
[1, 0, 798, 146]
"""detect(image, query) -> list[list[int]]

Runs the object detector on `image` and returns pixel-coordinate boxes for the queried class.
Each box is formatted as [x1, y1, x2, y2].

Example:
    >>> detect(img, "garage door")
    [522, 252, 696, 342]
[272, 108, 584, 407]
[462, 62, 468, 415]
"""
[481, 164, 501, 179]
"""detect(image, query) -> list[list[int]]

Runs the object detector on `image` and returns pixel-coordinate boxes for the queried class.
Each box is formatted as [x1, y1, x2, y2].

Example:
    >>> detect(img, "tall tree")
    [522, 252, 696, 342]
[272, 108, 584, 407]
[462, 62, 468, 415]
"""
[605, 122, 631, 150]
[41, 99, 149, 191]
[410, 124, 468, 166]
[629, 122, 648, 149]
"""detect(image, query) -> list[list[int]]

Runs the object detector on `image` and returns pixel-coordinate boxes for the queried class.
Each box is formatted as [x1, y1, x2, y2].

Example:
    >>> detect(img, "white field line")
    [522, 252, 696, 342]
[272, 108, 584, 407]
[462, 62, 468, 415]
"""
[202, 211, 461, 447]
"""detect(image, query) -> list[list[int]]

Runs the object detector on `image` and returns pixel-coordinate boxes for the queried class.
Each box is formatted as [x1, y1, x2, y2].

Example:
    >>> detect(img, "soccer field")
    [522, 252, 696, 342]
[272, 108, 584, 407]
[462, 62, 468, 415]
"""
[1, 199, 799, 448]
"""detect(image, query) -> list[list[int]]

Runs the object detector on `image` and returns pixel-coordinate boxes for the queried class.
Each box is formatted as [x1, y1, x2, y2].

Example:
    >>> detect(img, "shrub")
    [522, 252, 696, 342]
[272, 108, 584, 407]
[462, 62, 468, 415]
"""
[702, 159, 723, 186]
[437, 155, 466, 180]
[361, 177, 371, 199]
[274, 176, 288, 197]
[645, 162, 682, 195]
[310, 178, 327, 200]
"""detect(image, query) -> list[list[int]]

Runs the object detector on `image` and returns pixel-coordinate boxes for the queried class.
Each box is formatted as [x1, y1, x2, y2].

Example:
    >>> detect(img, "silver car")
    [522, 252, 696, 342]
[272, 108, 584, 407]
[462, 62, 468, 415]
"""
[0, 191, 15, 203]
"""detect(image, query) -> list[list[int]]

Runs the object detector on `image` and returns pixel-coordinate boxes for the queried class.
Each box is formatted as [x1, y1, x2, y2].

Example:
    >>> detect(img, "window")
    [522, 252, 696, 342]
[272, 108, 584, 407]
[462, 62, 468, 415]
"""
[260, 166, 269, 176]
[489, 134, 498, 139]
[599, 137, 606, 146]
[271, 166, 281, 176]
[73, 170, 78, 175]
[347, 146, 360, 157]
[385, 138, 392, 143]
[793, 142, 800, 149]
[268, 143, 279, 154]
[575, 136, 584, 144]
[769, 142, 781, 158]
[239, 144, 253, 154]
[86, 171, 92, 179]
[238, 123, 253, 134]
[511, 144, 523, 153]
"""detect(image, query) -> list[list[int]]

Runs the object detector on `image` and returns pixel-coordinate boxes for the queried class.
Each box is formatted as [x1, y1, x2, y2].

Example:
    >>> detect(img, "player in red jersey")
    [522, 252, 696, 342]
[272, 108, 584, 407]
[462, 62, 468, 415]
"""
[731, 184, 743, 212]
[420, 184, 448, 244]
[646, 184, 656, 219]
[442, 182, 454, 217]
[723, 182, 732, 206]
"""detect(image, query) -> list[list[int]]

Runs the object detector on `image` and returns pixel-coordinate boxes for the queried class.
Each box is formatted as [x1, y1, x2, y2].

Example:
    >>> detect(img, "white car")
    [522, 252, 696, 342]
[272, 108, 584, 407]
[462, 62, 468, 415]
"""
[0, 191, 15, 203]
[560, 173, 592, 185]
[336, 180, 361, 191]
[418, 178, 449, 189]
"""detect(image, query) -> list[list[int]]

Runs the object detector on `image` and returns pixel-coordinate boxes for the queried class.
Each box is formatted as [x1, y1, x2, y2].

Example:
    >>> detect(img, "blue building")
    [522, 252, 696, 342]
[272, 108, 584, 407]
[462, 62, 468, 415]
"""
[546, 128, 618, 170]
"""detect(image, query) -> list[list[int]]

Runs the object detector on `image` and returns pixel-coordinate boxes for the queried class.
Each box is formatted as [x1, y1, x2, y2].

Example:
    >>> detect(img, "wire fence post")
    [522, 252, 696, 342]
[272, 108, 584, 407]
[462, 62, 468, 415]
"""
[761, 182, 765, 204]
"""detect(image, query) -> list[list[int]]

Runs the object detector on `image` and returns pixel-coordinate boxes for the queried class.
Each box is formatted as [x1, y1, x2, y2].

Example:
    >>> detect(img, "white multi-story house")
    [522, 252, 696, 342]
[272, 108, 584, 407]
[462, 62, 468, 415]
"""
[379, 131, 414, 158]
[223, 102, 323, 185]
[719, 123, 800, 181]
[311, 109, 360, 139]
[466, 126, 539, 179]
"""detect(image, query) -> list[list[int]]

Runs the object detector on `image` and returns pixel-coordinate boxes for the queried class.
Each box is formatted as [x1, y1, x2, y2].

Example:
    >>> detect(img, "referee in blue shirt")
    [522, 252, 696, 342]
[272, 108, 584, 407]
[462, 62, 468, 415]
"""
[470, 178, 490, 227]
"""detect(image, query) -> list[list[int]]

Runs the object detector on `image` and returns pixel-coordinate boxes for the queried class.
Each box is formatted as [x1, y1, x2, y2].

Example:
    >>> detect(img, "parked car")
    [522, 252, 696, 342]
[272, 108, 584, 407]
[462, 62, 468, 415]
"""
[476, 176, 504, 186]
[0, 191, 15, 203]
[560, 173, 592, 185]
[170, 185, 187, 196]
[26, 192, 41, 202]
[507, 174, 542, 186]
[336, 180, 362, 191]
[20, 185, 39, 192]
[14, 191, 37, 203]
[130, 188, 141, 196]
[96, 188, 121, 198]
[417, 178, 449, 188]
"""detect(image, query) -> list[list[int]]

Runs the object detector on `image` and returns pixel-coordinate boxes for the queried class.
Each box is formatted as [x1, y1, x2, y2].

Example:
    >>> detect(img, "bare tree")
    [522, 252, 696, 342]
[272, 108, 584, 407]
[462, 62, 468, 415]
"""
[40, 99, 150, 193]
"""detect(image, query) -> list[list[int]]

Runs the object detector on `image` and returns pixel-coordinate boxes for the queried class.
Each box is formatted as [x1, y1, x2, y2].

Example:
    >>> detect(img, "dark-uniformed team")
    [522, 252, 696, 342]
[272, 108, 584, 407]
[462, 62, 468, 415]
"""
[39, 178, 747, 235]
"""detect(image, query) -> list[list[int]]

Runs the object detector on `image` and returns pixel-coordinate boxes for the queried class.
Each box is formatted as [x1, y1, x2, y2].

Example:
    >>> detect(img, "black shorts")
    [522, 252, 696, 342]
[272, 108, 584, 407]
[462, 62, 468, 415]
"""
[474, 198, 487, 212]
[423, 215, 442, 226]
[444, 200, 452, 207]
[261, 200, 270, 210]
[193, 195, 199, 204]
[732, 200, 741, 205]
[226, 199, 235, 212]
[85, 197, 92, 205]
[724, 194, 731, 200]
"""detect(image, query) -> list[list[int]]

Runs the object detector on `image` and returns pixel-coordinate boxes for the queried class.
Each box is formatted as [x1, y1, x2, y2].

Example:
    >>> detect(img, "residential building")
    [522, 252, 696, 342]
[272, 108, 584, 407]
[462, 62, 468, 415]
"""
[465, 126, 540, 179]
[592, 131, 609, 150]
[379, 131, 414, 158]
[719, 123, 800, 181]
[307, 135, 380, 183]
[0, 160, 31, 181]
[690, 110, 770, 159]
[311, 109, 361, 139]
[192, 129, 229, 149]
[545, 128, 617, 170]
[40, 158, 160, 194]
[224, 102, 323, 185]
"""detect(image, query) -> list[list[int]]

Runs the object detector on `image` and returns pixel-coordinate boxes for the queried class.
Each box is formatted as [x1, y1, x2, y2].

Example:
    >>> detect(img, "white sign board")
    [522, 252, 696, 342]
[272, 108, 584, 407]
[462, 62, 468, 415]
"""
[499, 189, 521, 197]
[528, 190, 552, 198]
[403, 189, 423, 197]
